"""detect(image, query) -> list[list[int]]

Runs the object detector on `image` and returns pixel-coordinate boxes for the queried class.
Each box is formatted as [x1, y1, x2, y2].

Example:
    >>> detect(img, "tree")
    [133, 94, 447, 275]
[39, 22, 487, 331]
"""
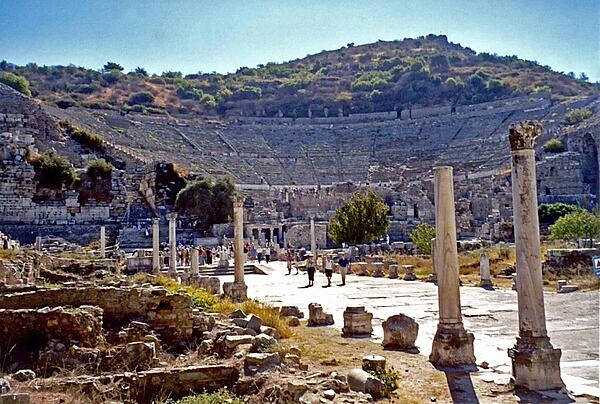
[409, 223, 436, 254]
[538, 203, 579, 224]
[174, 176, 236, 230]
[549, 209, 600, 247]
[0, 71, 32, 96]
[103, 62, 123, 72]
[134, 67, 148, 76]
[328, 191, 390, 245]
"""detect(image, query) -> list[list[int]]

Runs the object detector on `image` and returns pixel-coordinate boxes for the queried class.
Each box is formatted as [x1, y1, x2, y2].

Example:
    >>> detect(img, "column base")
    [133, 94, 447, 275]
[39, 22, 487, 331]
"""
[430, 323, 476, 368]
[508, 336, 563, 391]
[479, 279, 493, 288]
[223, 281, 247, 302]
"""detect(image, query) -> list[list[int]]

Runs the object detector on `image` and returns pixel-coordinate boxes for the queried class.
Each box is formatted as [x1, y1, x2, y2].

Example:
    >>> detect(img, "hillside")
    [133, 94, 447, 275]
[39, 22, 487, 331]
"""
[3, 34, 598, 117]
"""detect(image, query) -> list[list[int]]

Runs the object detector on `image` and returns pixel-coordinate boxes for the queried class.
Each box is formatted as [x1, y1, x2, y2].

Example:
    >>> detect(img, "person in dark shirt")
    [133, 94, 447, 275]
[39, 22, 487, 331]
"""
[337, 253, 349, 286]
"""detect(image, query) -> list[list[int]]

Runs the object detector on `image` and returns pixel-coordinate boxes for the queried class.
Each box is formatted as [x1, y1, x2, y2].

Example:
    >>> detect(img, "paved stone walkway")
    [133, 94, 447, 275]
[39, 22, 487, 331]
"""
[217, 261, 599, 398]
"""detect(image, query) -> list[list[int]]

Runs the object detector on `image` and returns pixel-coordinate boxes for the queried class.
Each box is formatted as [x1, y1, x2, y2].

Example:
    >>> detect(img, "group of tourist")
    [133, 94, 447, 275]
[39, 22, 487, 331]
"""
[244, 241, 272, 264]
[285, 249, 350, 288]
[163, 243, 234, 267]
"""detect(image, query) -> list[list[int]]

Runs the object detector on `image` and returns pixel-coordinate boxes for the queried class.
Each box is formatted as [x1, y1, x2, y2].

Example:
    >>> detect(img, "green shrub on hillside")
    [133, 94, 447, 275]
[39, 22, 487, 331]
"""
[129, 91, 155, 105]
[86, 159, 114, 180]
[60, 120, 104, 151]
[543, 138, 565, 153]
[563, 108, 592, 125]
[29, 150, 78, 189]
[0, 71, 32, 96]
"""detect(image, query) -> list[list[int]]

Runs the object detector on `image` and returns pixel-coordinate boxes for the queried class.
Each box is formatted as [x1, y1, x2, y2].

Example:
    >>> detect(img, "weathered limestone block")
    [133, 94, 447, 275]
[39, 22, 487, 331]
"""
[0, 393, 30, 404]
[357, 262, 369, 276]
[388, 264, 399, 279]
[382, 314, 418, 350]
[251, 333, 277, 353]
[105, 342, 156, 371]
[224, 335, 254, 350]
[279, 306, 304, 318]
[371, 262, 384, 277]
[0, 378, 10, 394]
[11, 370, 35, 382]
[244, 352, 281, 372]
[347, 368, 385, 400]
[246, 314, 263, 333]
[307, 303, 334, 326]
[342, 306, 373, 336]
[222, 282, 247, 303]
[402, 265, 417, 281]
[362, 355, 386, 374]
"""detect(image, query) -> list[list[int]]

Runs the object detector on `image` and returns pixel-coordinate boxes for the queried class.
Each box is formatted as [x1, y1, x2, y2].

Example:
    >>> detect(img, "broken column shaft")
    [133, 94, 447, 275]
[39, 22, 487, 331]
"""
[429, 166, 475, 368]
[152, 218, 160, 274]
[168, 213, 177, 277]
[508, 121, 563, 390]
[223, 195, 247, 302]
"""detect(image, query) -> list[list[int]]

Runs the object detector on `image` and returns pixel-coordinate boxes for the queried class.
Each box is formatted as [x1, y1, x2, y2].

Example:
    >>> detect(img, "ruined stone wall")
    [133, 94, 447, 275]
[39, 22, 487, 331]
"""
[0, 286, 193, 344]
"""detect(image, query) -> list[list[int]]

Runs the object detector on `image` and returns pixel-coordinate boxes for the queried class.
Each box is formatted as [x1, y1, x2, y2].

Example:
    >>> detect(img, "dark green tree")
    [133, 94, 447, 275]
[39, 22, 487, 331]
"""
[538, 203, 579, 224]
[328, 191, 390, 245]
[409, 223, 436, 254]
[0, 71, 32, 96]
[175, 176, 236, 230]
[103, 62, 124, 72]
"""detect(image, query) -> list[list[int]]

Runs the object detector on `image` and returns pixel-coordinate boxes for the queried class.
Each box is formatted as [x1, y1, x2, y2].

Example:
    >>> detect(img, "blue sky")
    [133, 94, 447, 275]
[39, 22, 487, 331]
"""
[1, 0, 599, 82]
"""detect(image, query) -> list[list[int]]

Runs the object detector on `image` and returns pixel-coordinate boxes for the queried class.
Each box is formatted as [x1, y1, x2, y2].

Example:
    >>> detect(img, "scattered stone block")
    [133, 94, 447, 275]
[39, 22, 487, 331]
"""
[287, 316, 300, 327]
[371, 262, 384, 277]
[246, 314, 263, 333]
[323, 389, 336, 400]
[382, 314, 419, 350]
[0, 393, 30, 404]
[388, 264, 399, 279]
[279, 306, 304, 318]
[244, 352, 281, 372]
[362, 355, 386, 374]
[259, 325, 279, 339]
[402, 265, 417, 281]
[224, 335, 254, 350]
[307, 303, 334, 326]
[251, 333, 277, 353]
[557, 280, 579, 293]
[0, 378, 10, 394]
[342, 306, 373, 336]
[11, 370, 35, 382]
[347, 368, 385, 399]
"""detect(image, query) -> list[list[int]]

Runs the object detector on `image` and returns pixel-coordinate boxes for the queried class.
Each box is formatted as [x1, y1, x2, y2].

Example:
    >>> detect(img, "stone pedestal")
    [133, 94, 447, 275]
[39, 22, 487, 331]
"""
[508, 121, 563, 390]
[342, 306, 373, 336]
[223, 281, 247, 303]
[152, 218, 160, 274]
[388, 264, 399, 279]
[429, 166, 475, 368]
[100, 226, 106, 259]
[362, 355, 386, 374]
[381, 314, 418, 350]
[307, 303, 334, 326]
[217, 254, 229, 268]
[371, 262, 384, 277]
[168, 213, 177, 277]
[430, 323, 476, 368]
[402, 265, 416, 281]
[479, 252, 493, 288]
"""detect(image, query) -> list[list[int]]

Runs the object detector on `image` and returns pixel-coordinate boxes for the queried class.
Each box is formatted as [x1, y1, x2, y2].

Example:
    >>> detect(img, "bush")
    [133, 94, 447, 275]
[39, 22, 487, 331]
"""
[29, 150, 78, 189]
[60, 120, 104, 151]
[409, 223, 436, 254]
[129, 91, 155, 105]
[86, 159, 114, 180]
[539, 202, 580, 224]
[0, 71, 32, 96]
[563, 108, 592, 125]
[543, 138, 565, 153]
[163, 388, 243, 404]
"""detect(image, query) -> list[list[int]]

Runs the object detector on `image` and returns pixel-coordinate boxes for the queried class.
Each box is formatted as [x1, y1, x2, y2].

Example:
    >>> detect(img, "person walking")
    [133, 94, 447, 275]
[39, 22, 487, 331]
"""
[323, 255, 333, 287]
[286, 249, 293, 274]
[338, 252, 349, 286]
[264, 242, 271, 264]
[256, 245, 263, 264]
[306, 253, 316, 287]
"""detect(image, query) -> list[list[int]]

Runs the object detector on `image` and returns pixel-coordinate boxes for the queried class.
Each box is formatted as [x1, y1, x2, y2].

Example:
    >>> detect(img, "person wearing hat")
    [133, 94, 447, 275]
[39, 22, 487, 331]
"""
[338, 252, 349, 286]
[323, 255, 333, 287]
[306, 252, 316, 287]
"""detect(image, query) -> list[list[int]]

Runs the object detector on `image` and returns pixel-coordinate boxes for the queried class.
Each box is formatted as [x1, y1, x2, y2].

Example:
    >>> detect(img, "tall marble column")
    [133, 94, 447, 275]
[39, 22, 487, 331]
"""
[507, 121, 563, 390]
[168, 213, 178, 278]
[152, 218, 160, 274]
[429, 166, 475, 368]
[100, 226, 106, 259]
[223, 195, 247, 302]
[310, 216, 317, 257]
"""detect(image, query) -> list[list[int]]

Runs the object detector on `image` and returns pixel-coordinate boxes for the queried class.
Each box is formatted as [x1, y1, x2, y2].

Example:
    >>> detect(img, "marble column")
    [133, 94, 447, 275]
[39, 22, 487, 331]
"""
[100, 226, 106, 259]
[152, 218, 160, 274]
[428, 237, 438, 284]
[223, 195, 247, 302]
[479, 252, 493, 288]
[310, 216, 317, 257]
[507, 121, 563, 390]
[168, 213, 177, 278]
[190, 247, 199, 277]
[429, 166, 475, 368]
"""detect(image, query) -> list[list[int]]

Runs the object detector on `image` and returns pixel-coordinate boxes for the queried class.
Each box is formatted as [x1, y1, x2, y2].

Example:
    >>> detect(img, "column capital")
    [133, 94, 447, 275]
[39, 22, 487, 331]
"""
[235, 194, 244, 208]
[153, 218, 160, 225]
[509, 121, 542, 151]
[167, 212, 177, 220]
